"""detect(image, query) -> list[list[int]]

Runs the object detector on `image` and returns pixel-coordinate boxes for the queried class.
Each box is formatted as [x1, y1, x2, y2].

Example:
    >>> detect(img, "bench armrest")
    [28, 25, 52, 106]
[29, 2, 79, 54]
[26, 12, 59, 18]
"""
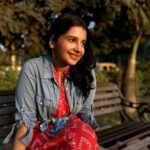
[121, 98, 150, 122]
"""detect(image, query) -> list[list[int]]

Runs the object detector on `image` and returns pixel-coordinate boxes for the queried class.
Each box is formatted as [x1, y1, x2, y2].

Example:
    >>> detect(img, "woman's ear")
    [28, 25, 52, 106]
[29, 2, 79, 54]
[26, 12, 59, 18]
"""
[49, 36, 55, 49]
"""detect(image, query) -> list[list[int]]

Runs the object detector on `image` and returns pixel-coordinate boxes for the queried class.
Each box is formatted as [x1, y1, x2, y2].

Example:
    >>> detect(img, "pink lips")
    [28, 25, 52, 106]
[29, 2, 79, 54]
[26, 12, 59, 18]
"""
[68, 53, 80, 61]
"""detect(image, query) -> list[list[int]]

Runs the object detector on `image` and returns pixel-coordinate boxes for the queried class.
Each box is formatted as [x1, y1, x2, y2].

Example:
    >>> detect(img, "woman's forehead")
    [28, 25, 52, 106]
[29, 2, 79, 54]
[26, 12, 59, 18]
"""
[63, 26, 87, 38]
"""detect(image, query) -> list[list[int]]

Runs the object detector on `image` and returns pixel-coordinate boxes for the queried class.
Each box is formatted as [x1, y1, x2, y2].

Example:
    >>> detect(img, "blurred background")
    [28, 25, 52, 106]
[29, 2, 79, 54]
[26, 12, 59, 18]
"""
[0, 0, 150, 105]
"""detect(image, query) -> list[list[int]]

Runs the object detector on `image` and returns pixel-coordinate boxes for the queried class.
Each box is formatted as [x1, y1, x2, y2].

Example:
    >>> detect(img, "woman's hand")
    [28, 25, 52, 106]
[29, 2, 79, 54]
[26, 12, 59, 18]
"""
[12, 124, 28, 150]
[98, 145, 107, 150]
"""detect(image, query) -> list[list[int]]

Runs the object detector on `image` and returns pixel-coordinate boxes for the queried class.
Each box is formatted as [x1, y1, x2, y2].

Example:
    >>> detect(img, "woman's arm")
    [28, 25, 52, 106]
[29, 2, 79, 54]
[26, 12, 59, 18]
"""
[13, 124, 28, 150]
[78, 69, 99, 129]
[78, 70, 107, 149]
[13, 60, 37, 146]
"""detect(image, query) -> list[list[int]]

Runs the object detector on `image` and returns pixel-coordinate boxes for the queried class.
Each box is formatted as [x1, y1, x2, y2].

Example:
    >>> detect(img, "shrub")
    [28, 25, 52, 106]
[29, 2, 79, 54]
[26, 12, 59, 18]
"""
[0, 70, 19, 91]
[95, 69, 123, 87]
[136, 61, 150, 97]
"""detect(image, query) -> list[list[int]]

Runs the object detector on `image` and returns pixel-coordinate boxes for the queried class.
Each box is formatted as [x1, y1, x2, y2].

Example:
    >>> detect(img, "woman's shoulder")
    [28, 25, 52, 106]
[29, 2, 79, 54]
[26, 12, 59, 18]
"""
[23, 54, 50, 67]
[25, 55, 47, 64]
[21, 54, 51, 74]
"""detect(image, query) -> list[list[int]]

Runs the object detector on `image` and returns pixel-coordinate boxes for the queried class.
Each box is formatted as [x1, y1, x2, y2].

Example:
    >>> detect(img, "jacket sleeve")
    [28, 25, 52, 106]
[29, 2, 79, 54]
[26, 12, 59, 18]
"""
[15, 60, 37, 146]
[4, 60, 37, 146]
[77, 69, 99, 130]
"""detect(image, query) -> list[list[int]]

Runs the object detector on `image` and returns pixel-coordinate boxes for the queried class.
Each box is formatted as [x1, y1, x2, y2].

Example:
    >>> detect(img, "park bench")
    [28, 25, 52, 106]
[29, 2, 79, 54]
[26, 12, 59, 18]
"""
[94, 82, 150, 150]
[0, 82, 150, 150]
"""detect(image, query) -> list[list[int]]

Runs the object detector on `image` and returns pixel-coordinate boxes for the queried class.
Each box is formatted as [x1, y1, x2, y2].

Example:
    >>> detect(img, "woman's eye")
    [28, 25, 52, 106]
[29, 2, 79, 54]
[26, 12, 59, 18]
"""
[81, 42, 86, 47]
[68, 38, 75, 42]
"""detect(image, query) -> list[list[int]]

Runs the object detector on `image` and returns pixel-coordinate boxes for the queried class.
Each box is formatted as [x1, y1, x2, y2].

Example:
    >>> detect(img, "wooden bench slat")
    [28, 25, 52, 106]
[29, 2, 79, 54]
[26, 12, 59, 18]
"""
[108, 130, 150, 150]
[95, 92, 120, 100]
[99, 123, 140, 142]
[94, 98, 121, 107]
[99, 122, 150, 146]
[94, 105, 122, 116]
[122, 136, 150, 150]
[0, 127, 12, 138]
[123, 130, 150, 144]
[0, 107, 15, 115]
[0, 96, 15, 104]
[0, 91, 14, 96]
[99, 122, 146, 140]
[96, 122, 138, 136]
[0, 115, 15, 126]
[96, 83, 118, 92]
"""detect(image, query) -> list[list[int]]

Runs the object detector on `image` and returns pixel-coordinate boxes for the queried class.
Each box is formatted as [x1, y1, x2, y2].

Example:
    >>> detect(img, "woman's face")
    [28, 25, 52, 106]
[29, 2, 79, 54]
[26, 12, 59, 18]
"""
[50, 26, 87, 68]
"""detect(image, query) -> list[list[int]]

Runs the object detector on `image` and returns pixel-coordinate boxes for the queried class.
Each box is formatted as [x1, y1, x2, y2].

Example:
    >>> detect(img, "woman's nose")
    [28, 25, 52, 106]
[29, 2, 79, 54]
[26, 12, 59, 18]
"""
[74, 43, 81, 52]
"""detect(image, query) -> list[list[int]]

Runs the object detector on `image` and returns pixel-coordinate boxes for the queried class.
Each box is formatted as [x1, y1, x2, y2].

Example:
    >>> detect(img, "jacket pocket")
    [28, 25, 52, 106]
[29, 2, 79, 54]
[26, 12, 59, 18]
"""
[36, 95, 53, 119]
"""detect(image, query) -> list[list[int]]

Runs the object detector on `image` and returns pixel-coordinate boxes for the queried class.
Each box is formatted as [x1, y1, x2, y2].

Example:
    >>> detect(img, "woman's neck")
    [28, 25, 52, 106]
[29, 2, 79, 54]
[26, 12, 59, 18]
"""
[52, 58, 70, 75]
[53, 64, 70, 74]
[52, 63, 70, 86]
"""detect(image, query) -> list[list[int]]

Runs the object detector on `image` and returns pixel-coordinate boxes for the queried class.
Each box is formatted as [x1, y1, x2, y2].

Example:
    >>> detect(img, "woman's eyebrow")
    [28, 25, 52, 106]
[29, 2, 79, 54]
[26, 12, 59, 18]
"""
[64, 35, 77, 38]
[64, 35, 86, 41]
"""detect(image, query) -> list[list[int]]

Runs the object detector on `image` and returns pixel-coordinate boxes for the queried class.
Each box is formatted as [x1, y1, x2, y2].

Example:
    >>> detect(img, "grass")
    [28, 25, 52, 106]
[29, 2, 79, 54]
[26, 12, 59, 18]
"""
[95, 113, 121, 128]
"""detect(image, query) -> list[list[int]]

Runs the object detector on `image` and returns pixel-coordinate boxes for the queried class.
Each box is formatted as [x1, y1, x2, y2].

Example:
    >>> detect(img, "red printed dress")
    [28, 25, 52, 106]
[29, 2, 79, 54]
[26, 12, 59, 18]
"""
[27, 67, 99, 150]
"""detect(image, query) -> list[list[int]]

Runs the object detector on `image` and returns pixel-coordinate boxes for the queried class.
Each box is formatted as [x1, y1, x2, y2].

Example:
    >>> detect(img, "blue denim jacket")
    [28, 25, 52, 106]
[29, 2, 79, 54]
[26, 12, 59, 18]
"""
[3, 54, 99, 146]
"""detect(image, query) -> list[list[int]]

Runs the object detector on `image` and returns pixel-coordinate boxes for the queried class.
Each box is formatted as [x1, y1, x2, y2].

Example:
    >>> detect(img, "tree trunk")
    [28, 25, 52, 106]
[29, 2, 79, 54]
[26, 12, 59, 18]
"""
[122, 31, 142, 112]
[10, 44, 17, 70]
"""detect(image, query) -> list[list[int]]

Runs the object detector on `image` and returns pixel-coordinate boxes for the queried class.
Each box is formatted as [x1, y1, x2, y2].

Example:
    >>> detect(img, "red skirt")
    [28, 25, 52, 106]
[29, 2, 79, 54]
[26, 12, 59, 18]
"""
[27, 116, 99, 150]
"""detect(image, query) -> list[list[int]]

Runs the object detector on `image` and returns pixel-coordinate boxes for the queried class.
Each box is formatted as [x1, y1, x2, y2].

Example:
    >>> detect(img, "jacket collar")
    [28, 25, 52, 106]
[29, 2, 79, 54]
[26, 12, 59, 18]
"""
[43, 54, 54, 79]
[42, 54, 71, 79]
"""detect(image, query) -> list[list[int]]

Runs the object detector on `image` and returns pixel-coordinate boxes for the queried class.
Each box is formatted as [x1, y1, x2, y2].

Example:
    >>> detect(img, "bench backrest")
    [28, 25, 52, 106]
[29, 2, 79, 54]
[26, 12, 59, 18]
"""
[0, 91, 15, 143]
[94, 82, 123, 117]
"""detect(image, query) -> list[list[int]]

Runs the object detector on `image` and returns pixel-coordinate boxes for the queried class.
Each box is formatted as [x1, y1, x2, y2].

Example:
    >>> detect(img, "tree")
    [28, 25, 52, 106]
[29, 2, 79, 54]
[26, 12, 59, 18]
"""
[80, 0, 150, 105]
[0, 0, 74, 66]
[71, 0, 150, 106]
[121, 0, 150, 105]
[0, 0, 46, 67]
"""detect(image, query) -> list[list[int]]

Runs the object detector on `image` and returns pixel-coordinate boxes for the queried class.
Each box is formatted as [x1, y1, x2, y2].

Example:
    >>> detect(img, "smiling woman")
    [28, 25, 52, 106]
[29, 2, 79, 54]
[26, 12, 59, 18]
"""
[4, 13, 101, 150]
[49, 26, 87, 67]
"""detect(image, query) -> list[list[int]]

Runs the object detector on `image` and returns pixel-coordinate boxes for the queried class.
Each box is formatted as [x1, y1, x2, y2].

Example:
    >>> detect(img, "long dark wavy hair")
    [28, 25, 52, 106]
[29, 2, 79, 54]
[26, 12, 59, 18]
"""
[46, 13, 96, 98]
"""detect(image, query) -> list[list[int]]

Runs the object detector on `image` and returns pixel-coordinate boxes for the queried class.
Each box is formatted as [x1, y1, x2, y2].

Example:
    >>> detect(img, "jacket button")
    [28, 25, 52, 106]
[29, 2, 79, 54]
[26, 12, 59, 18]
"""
[40, 101, 43, 105]
[21, 108, 24, 112]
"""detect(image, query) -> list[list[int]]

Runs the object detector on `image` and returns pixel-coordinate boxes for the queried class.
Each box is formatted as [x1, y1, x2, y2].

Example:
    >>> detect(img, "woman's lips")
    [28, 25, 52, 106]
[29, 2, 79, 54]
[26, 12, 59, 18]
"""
[69, 53, 80, 61]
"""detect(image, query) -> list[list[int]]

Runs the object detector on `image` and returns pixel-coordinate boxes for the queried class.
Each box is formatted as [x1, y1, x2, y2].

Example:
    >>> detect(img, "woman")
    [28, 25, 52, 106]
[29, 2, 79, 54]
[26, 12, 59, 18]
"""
[4, 13, 103, 150]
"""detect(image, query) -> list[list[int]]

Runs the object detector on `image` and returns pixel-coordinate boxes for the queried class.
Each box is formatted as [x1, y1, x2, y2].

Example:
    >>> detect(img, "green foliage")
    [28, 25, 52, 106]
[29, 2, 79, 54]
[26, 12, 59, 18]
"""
[95, 61, 150, 98]
[0, 0, 74, 59]
[0, 51, 11, 66]
[95, 70, 109, 83]
[96, 113, 121, 127]
[135, 69, 144, 97]
[136, 61, 150, 97]
[96, 69, 123, 87]
[0, 70, 18, 91]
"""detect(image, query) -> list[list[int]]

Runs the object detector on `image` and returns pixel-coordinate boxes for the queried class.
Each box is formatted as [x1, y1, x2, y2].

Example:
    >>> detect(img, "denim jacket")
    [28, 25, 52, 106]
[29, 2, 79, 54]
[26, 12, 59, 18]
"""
[3, 54, 99, 146]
